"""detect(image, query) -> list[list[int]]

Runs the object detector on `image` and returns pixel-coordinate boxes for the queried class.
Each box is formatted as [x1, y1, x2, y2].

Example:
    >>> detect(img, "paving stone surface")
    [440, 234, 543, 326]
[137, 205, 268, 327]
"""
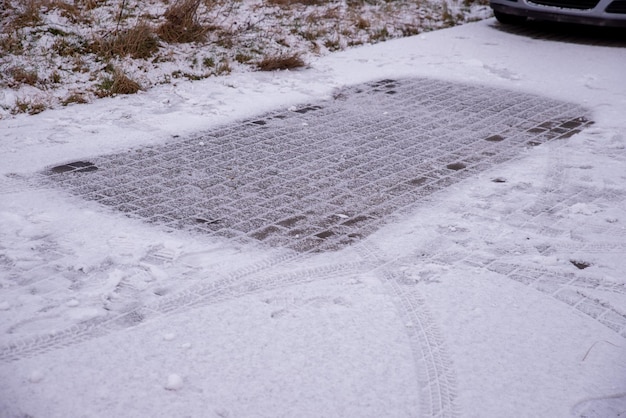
[41, 77, 592, 253]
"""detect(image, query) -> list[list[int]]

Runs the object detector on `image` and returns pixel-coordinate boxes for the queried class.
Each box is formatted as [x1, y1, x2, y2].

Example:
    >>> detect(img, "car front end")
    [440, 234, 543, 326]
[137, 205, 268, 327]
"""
[490, 0, 626, 26]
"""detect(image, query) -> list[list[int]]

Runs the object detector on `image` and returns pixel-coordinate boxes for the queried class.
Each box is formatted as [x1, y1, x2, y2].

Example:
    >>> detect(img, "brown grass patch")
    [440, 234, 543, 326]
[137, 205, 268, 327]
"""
[52, 36, 88, 57]
[355, 16, 370, 30]
[257, 53, 305, 71]
[12, 0, 43, 29]
[93, 21, 159, 59]
[267, 0, 324, 6]
[97, 68, 142, 96]
[320, 6, 341, 19]
[51, 0, 92, 24]
[0, 33, 24, 54]
[62, 92, 88, 105]
[50, 71, 62, 83]
[215, 59, 231, 75]
[76, 0, 106, 10]
[157, 0, 208, 43]
[13, 97, 47, 115]
[9, 67, 39, 86]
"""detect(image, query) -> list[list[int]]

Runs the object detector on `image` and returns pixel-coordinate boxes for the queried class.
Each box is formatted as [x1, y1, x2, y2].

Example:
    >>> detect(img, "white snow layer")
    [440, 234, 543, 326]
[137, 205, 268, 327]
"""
[1, 19, 626, 418]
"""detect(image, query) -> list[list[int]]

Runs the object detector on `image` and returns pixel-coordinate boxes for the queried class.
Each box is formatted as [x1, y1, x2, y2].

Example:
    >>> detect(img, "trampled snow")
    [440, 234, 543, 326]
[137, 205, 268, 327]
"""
[1, 19, 626, 417]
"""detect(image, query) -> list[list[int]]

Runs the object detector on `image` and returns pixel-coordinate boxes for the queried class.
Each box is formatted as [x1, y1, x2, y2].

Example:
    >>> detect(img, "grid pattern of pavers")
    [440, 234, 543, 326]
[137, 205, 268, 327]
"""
[41, 78, 592, 252]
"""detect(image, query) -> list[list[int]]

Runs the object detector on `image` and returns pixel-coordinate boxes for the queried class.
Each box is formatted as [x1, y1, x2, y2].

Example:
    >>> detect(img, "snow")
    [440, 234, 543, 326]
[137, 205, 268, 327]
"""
[0, 0, 490, 116]
[164, 374, 184, 391]
[1, 19, 626, 418]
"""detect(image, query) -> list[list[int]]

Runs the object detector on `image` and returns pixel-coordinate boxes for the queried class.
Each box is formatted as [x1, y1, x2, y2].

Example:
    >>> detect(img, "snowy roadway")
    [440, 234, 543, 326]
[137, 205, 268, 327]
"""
[1, 19, 626, 417]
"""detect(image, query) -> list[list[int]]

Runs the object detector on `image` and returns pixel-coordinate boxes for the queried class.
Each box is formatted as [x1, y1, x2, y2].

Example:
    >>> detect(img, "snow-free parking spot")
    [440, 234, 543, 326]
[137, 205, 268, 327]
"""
[43, 78, 592, 253]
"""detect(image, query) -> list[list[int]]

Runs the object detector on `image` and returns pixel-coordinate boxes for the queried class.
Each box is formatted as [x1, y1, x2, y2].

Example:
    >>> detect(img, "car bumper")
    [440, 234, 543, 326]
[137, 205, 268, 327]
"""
[490, 0, 626, 27]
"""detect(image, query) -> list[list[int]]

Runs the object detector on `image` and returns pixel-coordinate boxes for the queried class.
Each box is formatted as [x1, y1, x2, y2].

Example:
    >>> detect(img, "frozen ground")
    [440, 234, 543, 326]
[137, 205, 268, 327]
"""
[1, 19, 626, 417]
[0, 0, 490, 116]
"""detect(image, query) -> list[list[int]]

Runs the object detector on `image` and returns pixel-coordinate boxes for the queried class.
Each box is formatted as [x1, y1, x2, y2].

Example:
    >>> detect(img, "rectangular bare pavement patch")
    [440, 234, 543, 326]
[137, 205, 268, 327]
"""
[40, 78, 592, 253]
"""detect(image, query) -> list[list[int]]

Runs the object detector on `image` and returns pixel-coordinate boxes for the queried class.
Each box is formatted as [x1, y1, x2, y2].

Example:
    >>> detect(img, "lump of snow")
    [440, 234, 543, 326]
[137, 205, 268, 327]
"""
[67, 307, 102, 321]
[0, 301, 10, 311]
[570, 203, 599, 215]
[28, 371, 44, 383]
[66, 299, 80, 307]
[162, 333, 176, 341]
[165, 374, 184, 391]
[215, 408, 231, 417]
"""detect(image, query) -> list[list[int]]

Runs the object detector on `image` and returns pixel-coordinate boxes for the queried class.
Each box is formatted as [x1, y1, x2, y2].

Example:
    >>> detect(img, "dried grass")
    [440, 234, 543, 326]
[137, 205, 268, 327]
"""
[355, 16, 370, 30]
[93, 21, 159, 59]
[97, 68, 142, 96]
[77, 0, 106, 10]
[110, 70, 142, 94]
[52, 37, 88, 57]
[0, 0, 478, 115]
[0, 33, 24, 54]
[257, 53, 305, 71]
[267, 0, 325, 6]
[62, 92, 88, 105]
[215, 59, 231, 75]
[157, 0, 208, 43]
[13, 97, 47, 115]
[51, 0, 92, 24]
[12, 0, 43, 29]
[9, 67, 39, 86]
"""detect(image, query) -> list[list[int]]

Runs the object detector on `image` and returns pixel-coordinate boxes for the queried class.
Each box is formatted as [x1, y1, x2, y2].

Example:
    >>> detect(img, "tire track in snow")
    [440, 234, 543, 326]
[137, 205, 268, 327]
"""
[0, 260, 361, 362]
[1, 77, 612, 417]
[355, 241, 459, 418]
[1, 234, 457, 418]
[450, 131, 626, 339]
[0, 174, 51, 197]
[487, 262, 626, 338]
[0, 253, 371, 363]
[149, 260, 362, 314]
[511, 126, 626, 338]
[0, 250, 302, 362]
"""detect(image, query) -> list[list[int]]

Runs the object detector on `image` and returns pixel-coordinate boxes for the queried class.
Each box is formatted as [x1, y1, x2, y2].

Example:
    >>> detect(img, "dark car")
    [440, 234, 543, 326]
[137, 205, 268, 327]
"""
[490, 0, 626, 27]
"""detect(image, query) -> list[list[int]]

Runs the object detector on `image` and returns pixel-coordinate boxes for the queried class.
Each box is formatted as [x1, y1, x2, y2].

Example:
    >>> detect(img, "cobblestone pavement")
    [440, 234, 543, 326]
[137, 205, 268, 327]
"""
[41, 77, 592, 253]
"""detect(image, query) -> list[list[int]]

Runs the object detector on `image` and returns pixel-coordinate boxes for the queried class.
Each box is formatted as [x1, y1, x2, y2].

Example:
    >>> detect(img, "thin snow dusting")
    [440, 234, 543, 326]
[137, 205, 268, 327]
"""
[0, 0, 491, 117]
[1, 19, 626, 418]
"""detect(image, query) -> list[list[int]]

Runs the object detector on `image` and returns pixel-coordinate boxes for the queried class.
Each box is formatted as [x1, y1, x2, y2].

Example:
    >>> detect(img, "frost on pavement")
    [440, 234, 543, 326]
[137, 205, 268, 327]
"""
[40, 77, 592, 253]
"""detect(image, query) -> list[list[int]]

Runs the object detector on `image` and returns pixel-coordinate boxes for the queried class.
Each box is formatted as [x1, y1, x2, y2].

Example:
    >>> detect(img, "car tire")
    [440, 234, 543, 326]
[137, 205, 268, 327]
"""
[494, 10, 528, 24]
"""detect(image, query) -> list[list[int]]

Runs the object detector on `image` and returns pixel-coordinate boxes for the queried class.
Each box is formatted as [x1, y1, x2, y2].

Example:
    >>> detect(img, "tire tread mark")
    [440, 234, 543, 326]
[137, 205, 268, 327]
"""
[387, 275, 459, 418]
[488, 262, 626, 338]
[0, 173, 44, 194]
[0, 259, 364, 363]
[157, 262, 363, 312]
[0, 251, 301, 362]
[355, 241, 459, 418]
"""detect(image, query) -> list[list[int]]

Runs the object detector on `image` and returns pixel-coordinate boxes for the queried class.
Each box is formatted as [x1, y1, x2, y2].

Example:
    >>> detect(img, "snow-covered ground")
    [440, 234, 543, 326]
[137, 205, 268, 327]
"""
[0, 0, 490, 117]
[1, 19, 626, 417]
